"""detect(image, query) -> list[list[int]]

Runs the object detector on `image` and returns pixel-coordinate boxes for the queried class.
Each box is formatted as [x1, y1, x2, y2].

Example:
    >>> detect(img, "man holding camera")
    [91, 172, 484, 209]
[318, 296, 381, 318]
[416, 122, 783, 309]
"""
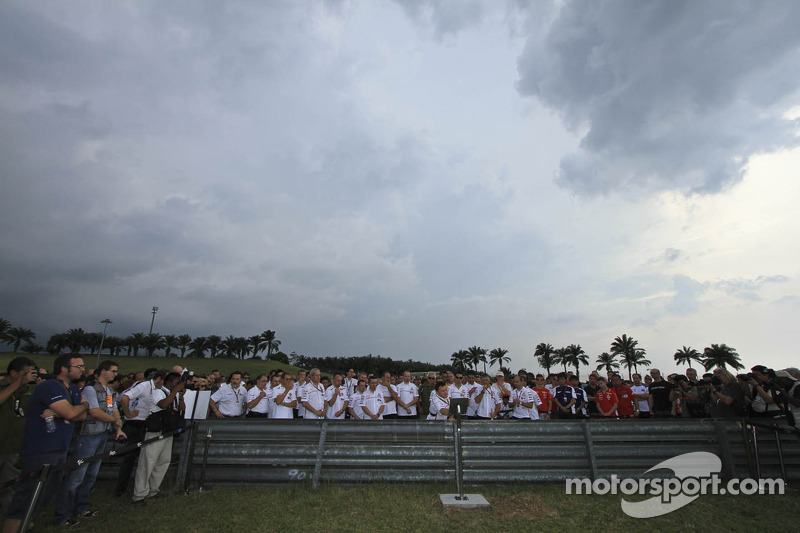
[131, 372, 185, 504]
[54, 360, 126, 523]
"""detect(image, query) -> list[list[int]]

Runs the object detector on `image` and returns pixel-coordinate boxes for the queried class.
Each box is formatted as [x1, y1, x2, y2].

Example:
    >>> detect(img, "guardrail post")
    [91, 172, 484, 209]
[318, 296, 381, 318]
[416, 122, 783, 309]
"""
[581, 421, 598, 481]
[453, 411, 464, 499]
[312, 421, 329, 490]
[182, 421, 199, 494]
[198, 426, 213, 493]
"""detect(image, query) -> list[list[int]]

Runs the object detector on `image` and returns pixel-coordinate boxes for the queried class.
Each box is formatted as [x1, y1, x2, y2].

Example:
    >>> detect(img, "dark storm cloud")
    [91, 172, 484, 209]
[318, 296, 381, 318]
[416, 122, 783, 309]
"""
[517, 1, 800, 195]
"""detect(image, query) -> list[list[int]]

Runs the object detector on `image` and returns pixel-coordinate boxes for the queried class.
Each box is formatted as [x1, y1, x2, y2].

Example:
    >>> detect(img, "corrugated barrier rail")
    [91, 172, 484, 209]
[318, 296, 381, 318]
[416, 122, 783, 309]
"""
[169, 418, 799, 488]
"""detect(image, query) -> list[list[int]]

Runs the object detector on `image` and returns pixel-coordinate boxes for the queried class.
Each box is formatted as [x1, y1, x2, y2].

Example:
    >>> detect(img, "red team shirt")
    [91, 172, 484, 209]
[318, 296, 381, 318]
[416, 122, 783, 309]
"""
[533, 387, 553, 413]
[595, 389, 619, 417]
[613, 385, 636, 417]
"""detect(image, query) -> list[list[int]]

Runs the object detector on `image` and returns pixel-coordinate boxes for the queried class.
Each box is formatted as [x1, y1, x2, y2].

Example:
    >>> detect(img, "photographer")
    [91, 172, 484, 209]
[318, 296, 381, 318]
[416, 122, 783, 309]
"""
[748, 365, 782, 418]
[673, 376, 704, 418]
[771, 370, 800, 426]
[0, 357, 37, 513]
[708, 368, 745, 418]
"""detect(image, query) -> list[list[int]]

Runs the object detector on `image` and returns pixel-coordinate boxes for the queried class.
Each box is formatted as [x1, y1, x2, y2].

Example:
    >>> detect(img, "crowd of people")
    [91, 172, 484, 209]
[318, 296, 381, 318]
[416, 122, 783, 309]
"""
[2, 354, 799, 529]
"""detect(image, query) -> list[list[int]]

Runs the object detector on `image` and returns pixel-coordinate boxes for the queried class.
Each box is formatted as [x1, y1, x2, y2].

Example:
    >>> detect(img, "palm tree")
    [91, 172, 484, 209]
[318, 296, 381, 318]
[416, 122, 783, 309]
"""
[450, 351, 467, 372]
[701, 344, 744, 371]
[247, 335, 263, 359]
[142, 333, 166, 357]
[534, 343, 556, 375]
[187, 336, 208, 359]
[46, 333, 68, 354]
[126, 333, 146, 357]
[104, 336, 124, 357]
[163, 335, 178, 358]
[553, 347, 569, 373]
[6, 327, 36, 353]
[674, 346, 701, 369]
[611, 334, 639, 379]
[489, 348, 511, 371]
[0, 318, 11, 344]
[261, 330, 281, 360]
[467, 346, 488, 374]
[564, 344, 589, 378]
[83, 332, 103, 355]
[177, 334, 192, 358]
[65, 328, 87, 353]
[595, 352, 619, 373]
[21, 342, 44, 354]
[206, 335, 222, 358]
[630, 349, 651, 375]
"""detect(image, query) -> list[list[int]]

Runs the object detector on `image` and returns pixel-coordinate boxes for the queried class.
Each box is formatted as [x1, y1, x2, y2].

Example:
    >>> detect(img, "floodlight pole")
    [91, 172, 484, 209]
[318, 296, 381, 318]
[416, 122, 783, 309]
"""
[95, 318, 112, 369]
[149, 306, 159, 335]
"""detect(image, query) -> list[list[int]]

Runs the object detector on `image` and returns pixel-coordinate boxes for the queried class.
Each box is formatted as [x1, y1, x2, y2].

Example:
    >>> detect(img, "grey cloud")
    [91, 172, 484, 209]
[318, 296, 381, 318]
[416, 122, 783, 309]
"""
[394, 0, 487, 38]
[715, 275, 789, 300]
[667, 274, 708, 314]
[517, 1, 800, 196]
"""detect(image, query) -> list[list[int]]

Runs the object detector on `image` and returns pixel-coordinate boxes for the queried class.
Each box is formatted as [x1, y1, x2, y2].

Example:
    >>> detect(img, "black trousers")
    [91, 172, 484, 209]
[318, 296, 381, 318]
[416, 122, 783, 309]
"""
[114, 420, 146, 496]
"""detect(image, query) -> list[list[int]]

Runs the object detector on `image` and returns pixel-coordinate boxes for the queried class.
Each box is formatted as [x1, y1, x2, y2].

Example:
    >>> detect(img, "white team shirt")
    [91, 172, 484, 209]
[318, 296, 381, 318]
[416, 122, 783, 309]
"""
[361, 388, 386, 420]
[631, 384, 650, 412]
[396, 382, 419, 416]
[211, 383, 246, 417]
[448, 383, 469, 399]
[294, 381, 307, 417]
[301, 382, 326, 419]
[379, 384, 398, 416]
[349, 390, 366, 420]
[123, 380, 161, 421]
[247, 386, 270, 414]
[475, 386, 501, 418]
[511, 386, 543, 420]
[463, 381, 481, 416]
[271, 385, 296, 419]
[431, 394, 450, 420]
[325, 384, 349, 419]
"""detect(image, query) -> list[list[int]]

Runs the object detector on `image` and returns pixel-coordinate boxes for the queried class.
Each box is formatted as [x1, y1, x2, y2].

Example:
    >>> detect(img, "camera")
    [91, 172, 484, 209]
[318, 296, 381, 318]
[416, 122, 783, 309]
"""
[116, 435, 128, 445]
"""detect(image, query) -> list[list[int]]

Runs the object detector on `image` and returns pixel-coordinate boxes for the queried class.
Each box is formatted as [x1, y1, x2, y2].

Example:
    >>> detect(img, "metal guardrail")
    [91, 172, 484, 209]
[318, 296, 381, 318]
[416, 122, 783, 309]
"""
[172, 418, 799, 488]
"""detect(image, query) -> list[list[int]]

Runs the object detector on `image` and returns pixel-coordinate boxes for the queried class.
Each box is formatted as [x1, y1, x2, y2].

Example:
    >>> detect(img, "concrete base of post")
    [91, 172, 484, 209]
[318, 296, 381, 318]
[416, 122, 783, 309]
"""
[439, 493, 490, 509]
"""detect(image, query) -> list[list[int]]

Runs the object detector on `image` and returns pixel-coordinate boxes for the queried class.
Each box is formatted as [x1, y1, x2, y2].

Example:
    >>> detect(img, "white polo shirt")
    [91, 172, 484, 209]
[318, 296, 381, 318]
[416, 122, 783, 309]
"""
[448, 383, 469, 399]
[396, 382, 419, 416]
[271, 385, 296, 419]
[349, 390, 366, 420]
[464, 382, 480, 416]
[123, 380, 161, 421]
[301, 382, 326, 419]
[379, 384, 398, 416]
[511, 386, 543, 420]
[361, 388, 385, 419]
[211, 383, 246, 417]
[247, 386, 270, 414]
[294, 381, 307, 417]
[631, 384, 649, 412]
[325, 385, 349, 419]
[475, 387, 500, 419]
[431, 394, 450, 420]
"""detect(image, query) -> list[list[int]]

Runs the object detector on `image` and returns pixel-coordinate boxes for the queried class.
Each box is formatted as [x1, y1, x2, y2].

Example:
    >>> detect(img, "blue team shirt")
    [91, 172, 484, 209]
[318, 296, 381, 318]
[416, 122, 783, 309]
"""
[20, 380, 82, 455]
[553, 385, 575, 407]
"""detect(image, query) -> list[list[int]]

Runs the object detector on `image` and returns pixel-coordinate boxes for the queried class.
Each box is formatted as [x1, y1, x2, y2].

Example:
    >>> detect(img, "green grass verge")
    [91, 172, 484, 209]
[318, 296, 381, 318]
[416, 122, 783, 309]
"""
[0, 352, 300, 377]
[25, 481, 800, 532]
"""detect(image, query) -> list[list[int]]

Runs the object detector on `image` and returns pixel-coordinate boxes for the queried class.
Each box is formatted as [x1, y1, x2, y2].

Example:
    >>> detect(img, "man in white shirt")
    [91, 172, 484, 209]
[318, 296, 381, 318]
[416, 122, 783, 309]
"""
[362, 377, 386, 420]
[511, 375, 543, 420]
[301, 369, 326, 420]
[266, 372, 282, 418]
[246, 374, 270, 418]
[430, 381, 451, 421]
[396, 371, 419, 418]
[379, 372, 399, 419]
[492, 372, 512, 418]
[448, 373, 469, 400]
[343, 368, 357, 397]
[209, 371, 246, 418]
[473, 376, 501, 420]
[325, 373, 348, 420]
[271, 373, 297, 419]
[630, 373, 651, 418]
[294, 370, 307, 419]
[464, 372, 480, 418]
[348, 379, 368, 420]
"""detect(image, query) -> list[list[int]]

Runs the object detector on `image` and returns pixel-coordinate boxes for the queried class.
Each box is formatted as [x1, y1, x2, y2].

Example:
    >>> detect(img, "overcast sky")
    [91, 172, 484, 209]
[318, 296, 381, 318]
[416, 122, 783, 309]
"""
[2, 1, 799, 373]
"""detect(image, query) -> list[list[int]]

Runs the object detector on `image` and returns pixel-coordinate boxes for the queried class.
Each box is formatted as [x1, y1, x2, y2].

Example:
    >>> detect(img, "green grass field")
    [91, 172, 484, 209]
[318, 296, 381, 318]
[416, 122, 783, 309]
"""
[24, 480, 800, 532]
[0, 352, 301, 378]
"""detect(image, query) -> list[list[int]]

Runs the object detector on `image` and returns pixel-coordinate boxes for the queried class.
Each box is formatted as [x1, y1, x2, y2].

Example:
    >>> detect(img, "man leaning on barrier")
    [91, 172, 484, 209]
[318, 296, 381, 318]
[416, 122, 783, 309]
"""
[2, 354, 89, 532]
[54, 360, 126, 524]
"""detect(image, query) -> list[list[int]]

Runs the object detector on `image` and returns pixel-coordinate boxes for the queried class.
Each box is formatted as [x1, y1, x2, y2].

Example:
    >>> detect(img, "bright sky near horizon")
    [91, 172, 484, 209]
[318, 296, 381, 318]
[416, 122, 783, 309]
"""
[1, 1, 799, 373]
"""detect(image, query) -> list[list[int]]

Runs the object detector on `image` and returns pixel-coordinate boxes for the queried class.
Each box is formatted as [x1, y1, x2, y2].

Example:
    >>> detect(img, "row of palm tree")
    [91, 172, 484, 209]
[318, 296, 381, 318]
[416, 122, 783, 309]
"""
[450, 346, 511, 374]
[534, 335, 744, 379]
[0, 318, 40, 354]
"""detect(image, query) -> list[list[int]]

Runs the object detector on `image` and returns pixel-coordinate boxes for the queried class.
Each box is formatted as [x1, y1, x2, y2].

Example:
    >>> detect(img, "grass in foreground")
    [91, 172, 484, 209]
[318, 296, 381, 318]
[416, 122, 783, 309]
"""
[26, 480, 800, 533]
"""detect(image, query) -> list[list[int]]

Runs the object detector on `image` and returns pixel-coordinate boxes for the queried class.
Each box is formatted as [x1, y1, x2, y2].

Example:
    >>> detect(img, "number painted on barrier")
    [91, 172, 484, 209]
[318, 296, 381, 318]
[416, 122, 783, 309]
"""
[287, 469, 307, 481]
